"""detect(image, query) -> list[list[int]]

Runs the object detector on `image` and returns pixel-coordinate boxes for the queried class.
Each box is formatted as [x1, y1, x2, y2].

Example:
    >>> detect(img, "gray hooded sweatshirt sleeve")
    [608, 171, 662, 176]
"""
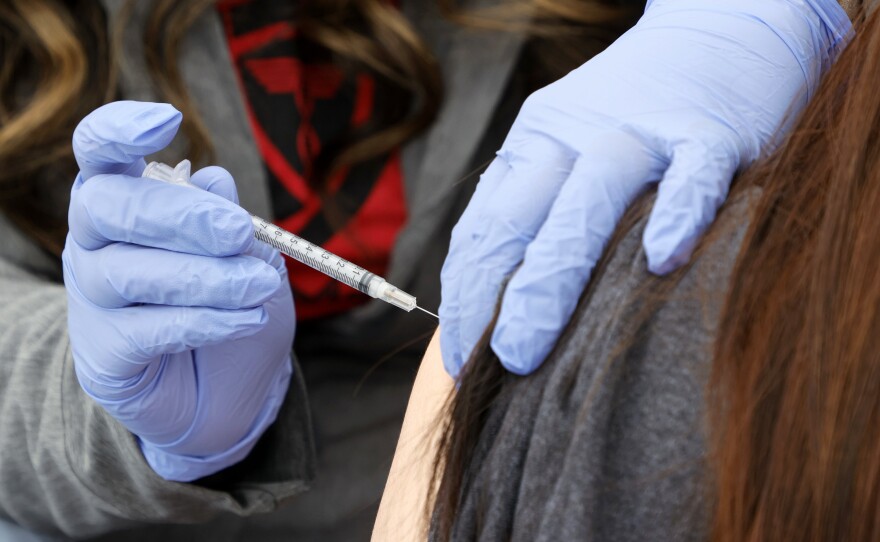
[0, 216, 315, 540]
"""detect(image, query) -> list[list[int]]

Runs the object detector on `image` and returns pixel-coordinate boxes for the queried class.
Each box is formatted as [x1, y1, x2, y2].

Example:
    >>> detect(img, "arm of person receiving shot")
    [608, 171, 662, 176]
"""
[439, 0, 853, 382]
[373, 5, 861, 539]
[380, 8, 880, 540]
[373, 330, 452, 541]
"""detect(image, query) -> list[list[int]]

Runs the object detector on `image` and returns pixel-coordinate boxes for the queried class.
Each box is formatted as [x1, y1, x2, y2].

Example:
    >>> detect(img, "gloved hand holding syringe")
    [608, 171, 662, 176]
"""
[143, 160, 438, 320]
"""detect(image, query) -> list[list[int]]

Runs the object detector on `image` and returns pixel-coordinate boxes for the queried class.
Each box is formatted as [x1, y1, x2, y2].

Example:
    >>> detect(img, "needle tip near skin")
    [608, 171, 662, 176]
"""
[416, 305, 439, 320]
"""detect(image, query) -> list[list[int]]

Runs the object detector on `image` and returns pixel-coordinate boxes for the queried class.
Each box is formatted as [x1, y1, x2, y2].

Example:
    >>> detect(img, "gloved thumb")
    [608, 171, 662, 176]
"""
[73, 101, 182, 181]
[189, 165, 240, 205]
[642, 140, 739, 275]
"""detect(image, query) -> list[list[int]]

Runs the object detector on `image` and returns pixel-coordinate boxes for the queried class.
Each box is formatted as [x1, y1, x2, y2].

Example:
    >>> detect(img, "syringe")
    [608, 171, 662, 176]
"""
[143, 160, 438, 319]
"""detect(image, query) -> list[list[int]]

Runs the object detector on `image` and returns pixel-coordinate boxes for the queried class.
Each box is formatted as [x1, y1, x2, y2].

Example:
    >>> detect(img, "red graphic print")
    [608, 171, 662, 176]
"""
[218, 0, 408, 320]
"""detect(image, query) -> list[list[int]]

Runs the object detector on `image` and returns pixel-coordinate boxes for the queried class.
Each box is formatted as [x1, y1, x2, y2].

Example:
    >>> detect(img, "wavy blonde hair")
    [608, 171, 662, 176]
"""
[0, 0, 637, 256]
[0, 0, 114, 254]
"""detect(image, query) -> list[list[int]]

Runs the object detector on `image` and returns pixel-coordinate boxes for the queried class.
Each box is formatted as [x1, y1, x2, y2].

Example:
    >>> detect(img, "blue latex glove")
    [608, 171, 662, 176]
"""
[440, 0, 851, 377]
[64, 101, 296, 481]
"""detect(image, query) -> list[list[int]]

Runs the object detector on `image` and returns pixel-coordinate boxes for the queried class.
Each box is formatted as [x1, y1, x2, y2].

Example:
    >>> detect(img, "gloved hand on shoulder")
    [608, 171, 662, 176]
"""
[440, 0, 851, 377]
[65, 101, 296, 481]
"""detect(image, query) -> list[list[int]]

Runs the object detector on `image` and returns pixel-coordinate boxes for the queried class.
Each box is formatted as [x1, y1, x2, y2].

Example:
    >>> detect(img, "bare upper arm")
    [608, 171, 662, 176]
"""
[373, 329, 453, 541]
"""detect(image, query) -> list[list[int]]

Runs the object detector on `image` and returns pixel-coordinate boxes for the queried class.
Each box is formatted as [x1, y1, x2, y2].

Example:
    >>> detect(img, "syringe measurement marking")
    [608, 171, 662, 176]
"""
[254, 229, 358, 287]
[140, 165, 427, 313]
[253, 228, 371, 294]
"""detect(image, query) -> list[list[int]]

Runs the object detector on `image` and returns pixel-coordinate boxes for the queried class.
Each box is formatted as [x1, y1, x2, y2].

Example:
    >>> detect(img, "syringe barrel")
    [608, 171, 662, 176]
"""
[144, 160, 420, 314]
[250, 216, 416, 312]
[250, 215, 369, 289]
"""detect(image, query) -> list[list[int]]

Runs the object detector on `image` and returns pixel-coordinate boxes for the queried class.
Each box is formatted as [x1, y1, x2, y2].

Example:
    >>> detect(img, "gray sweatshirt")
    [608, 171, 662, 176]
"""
[443, 192, 754, 541]
[0, 215, 318, 539]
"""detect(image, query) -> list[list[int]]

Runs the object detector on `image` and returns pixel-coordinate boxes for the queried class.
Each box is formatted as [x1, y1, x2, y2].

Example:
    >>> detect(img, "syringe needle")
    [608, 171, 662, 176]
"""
[416, 306, 439, 320]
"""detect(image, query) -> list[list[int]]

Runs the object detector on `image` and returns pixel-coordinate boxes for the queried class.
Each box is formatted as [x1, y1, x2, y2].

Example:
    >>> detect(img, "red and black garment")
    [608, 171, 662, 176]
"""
[217, 0, 408, 320]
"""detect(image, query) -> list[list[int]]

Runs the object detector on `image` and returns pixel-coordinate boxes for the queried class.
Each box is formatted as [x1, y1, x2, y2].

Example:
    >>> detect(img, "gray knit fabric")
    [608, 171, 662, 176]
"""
[443, 193, 754, 541]
[0, 238, 316, 540]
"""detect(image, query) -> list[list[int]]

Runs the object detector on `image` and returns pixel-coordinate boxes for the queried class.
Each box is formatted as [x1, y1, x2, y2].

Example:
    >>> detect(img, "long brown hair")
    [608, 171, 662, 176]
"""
[709, 5, 880, 540]
[431, 6, 880, 542]
[0, 0, 636, 257]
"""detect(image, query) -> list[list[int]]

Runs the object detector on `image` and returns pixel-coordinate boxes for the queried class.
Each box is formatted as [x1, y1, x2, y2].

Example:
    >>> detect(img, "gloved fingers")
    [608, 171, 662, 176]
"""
[70, 299, 268, 375]
[439, 156, 509, 377]
[95, 350, 291, 455]
[243, 231, 287, 272]
[82, 350, 200, 448]
[448, 138, 575, 375]
[189, 165, 286, 271]
[643, 140, 738, 275]
[491, 134, 664, 374]
[64, 237, 282, 309]
[442, 156, 510, 275]
[69, 172, 253, 255]
[73, 101, 182, 181]
[189, 165, 240, 205]
[70, 303, 267, 420]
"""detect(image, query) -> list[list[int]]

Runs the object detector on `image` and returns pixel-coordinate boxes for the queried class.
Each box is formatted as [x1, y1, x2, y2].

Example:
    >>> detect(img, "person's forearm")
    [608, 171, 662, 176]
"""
[373, 329, 454, 541]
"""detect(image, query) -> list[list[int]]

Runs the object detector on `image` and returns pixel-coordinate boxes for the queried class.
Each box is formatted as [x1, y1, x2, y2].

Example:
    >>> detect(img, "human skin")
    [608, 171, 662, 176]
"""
[373, 329, 451, 541]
